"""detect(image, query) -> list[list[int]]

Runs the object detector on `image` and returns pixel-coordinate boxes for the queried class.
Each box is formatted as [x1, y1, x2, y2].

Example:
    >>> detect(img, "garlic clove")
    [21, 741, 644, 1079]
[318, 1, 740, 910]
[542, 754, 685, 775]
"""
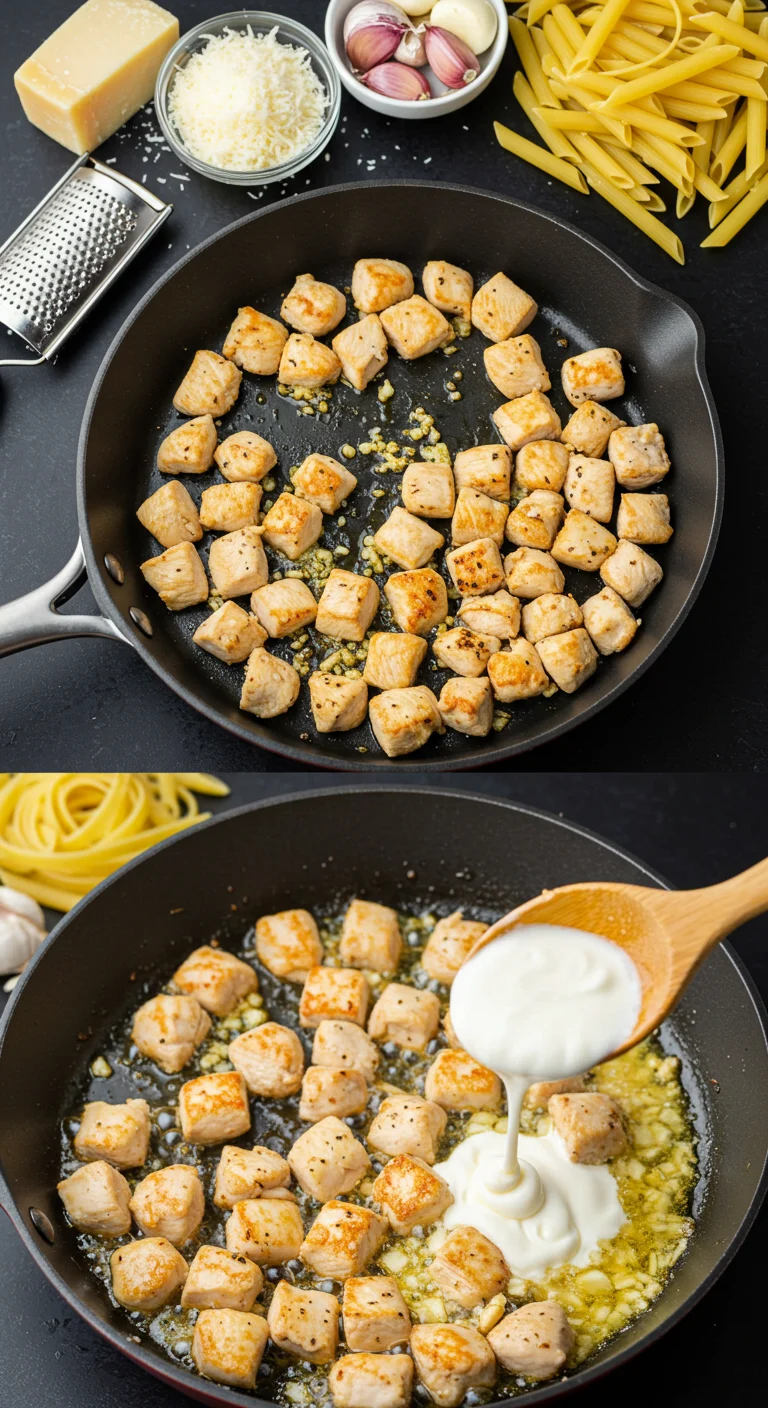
[430, 0, 498, 55]
[0, 885, 45, 931]
[395, 25, 428, 67]
[424, 24, 480, 88]
[0, 884, 46, 975]
[398, 0, 436, 12]
[344, 2, 411, 72]
[362, 60, 433, 99]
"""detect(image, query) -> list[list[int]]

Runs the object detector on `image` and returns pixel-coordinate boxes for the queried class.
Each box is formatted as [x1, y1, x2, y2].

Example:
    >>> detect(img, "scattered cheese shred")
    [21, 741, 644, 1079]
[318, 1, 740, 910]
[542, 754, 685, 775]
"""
[168, 26, 328, 172]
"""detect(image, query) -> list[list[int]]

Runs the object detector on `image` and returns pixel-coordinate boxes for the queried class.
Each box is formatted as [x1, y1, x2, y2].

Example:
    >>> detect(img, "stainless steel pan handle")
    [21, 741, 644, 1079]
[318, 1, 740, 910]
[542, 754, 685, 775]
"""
[0, 540, 128, 656]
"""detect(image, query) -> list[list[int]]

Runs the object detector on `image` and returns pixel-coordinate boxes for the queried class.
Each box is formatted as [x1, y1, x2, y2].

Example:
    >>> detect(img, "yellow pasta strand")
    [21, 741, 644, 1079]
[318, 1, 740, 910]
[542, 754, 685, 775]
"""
[515, 71, 586, 158]
[494, 119, 591, 188]
[599, 43, 740, 107]
[569, 0, 632, 72]
[710, 103, 749, 177]
[688, 10, 768, 60]
[581, 159, 686, 257]
[701, 164, 768, 237]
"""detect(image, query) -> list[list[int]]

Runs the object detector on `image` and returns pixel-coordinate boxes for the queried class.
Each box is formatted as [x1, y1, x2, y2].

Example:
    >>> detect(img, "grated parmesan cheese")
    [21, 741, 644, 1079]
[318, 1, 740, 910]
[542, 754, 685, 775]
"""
[168, 26, 328, 172]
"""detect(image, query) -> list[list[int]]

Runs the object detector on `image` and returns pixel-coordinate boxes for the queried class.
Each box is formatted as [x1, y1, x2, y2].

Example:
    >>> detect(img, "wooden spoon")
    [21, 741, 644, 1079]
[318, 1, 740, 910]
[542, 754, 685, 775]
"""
[469, 858, 768, 1057]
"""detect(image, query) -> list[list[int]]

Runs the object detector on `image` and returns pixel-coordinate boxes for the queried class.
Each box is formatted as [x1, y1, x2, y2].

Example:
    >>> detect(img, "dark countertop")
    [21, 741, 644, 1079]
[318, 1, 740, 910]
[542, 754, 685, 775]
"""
[0, 773, 767, 1405]
[1, 1, 766, 770]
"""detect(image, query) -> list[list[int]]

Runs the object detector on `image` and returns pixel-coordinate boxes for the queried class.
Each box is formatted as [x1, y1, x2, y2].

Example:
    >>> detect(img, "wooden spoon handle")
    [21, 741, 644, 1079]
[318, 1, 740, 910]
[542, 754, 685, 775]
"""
[647, 855, 768, 978]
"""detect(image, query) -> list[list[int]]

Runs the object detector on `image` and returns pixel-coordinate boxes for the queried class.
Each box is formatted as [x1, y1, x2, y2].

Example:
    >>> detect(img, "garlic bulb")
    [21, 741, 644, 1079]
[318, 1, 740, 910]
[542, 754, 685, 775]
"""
[430, 0, 498, 54]
[362, 60, 432, 98]
[424, 24, 480, 88]
[344, 1, 411, 71]
[0, 886, 46, 975]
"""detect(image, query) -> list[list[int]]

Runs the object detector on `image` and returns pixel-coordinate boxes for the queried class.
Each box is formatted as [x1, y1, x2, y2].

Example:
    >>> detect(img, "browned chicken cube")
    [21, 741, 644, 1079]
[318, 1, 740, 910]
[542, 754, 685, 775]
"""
[372, 1154, 453, 1233]
[445, 538, 505, 597]
[380, 295, 452, 359]
[367, 1094, 447, 1165]
[288, 1116, 370, 1201]
[364, 632, 427, 690]
[616, 493, 672, 544]
[182, 1246, 263, 1312]
[140, 541, 209, 611]
[608, 423, 670, 489]
[332, 313, 389, 391]
[240, 648, 301, 719]
[524, 1075, 586, 1109]
[267, 1281, 339, 1363]
[384, 568, 447, 635]
[368, 686, 444, 758]
[549, 1091, 626, 1162]
[471, 273, 537, 342]
[74, 1098, 150, 1169]
[157, 414, 217, 474]
[582, 586, 637, 654]
[488, 1302, 573, 1380]
[300, 1201, 387, 1278]
[422, 260, 473, 320]
[192, 1308, 269, 1389]
[340, 898, 402, 973]
[178, 1071, 251, 1145]
[300, 966, 370, 1028]
[200, 482, 261, 533]
[521, 593, 583, 645]
[352, 258, 414, 313]
[256, 908, 322, 982]
[57, 1160, 132, 1237]
[438, 676, 494, 737]
[504, 546, 564, 599]
[225, 1198, 304, 1265]
[430, 1225, 509, 1309]
[457, 591, 520, 641]
[228, 1021, 305, 1097]
[299, 1066, 368, 1122]
[208, 526, 268, 598]
[536, 628, 597, 694]
[367, 982, 440, 1050]
[564, 455, 615, 523]
[173, 945, 257, 1016]
[129, 1164, 204, 1246]
[600, 540, 663, 606]
[562, 400, 625, 458]
[506, 490, 565, 551]
[214, 430, 277, 483]
[111, 1238, 188, 1311]
[250, 580, 317, 638]
[432, 626, 500, 678]
[278, 332, 342, 388]
[293, 453, 358, 514]
[280, 273, 346, 336]
[452, 487, 508, 547]
[330, 1353, 413, 1408]
[424, 1048, 501, 1110]
[137, 481, 202, 548]
[261, 493, 323, 561]
[493, 392, 562, 452]
[311, 1019, 379, 1083]
[214, 1144, 291, 1210]
[562, 347, 624, 407]
[223, 306, 288, 375]
[514, 439, 569, 494]
[412, 1324, 496, 1406]
[315, 569, 380, 641]
[374, 506, 444, 570]
[309, 673, 369, 733]
[342, 1278, 412, 1352]
[485, 334, 550, 399]
[401, 461, 456, 519]
[453, 445, 511, 505]
[551, 511, 617, 571]
[174, 349, 242, 416]
[131, 993, 211, 1073]
[421, 911, 487, 986]
[193, 602, 266, 664]
[487, 640, 550, 702]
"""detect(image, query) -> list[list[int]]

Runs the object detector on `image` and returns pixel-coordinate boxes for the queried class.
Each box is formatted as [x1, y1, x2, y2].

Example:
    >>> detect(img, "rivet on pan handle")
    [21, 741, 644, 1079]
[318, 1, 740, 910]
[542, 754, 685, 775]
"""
[0, 540, 128, 656]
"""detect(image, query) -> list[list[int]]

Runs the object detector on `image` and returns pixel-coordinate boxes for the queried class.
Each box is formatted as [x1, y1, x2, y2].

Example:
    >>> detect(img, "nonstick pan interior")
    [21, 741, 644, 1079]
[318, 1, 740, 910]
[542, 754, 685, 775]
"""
[78, 183, 722, 768]
[0, 789, 765, 1407]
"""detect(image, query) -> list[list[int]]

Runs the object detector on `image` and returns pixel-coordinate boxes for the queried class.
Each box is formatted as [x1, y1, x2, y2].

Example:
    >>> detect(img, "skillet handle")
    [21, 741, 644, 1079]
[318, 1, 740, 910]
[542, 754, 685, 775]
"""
[0, 540, 128, 656]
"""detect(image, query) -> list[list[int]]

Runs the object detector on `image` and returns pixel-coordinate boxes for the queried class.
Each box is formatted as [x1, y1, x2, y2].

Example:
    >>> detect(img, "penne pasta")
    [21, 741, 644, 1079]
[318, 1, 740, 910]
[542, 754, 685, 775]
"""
[599, 44, 740, 108]
[700, 165, 768, 239]
[515, 73, 586, 159]
[688, 10, 768, 61]
[709, 152, 768, 221]
[569, 0, 632, 72]
[510, 18, 559, 106]
[710, 105, 748, 179]
[581, 159, 686, 258]
[493, 120, 591, 189]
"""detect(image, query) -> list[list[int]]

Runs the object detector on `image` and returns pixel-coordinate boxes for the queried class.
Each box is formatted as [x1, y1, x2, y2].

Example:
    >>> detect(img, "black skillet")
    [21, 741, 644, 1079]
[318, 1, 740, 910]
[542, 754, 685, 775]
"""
[0, 183, 723, 770]
[0, 787, 765, 1408]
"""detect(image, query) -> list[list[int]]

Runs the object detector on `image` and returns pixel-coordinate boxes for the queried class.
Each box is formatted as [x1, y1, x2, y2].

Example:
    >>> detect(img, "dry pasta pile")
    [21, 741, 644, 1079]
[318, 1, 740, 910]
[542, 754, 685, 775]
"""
[497, 0, 768, 260]
[0, 773, 230, 911]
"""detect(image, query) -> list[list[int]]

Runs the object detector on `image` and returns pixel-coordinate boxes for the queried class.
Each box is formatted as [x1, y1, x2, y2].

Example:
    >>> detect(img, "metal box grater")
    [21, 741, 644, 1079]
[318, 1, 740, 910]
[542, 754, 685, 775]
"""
[0, 152, 172, 367]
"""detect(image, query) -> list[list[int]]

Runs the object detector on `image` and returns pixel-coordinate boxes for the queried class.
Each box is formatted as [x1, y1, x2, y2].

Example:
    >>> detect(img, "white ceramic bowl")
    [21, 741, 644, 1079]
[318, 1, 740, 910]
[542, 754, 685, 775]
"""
[324, 0, 509, 119]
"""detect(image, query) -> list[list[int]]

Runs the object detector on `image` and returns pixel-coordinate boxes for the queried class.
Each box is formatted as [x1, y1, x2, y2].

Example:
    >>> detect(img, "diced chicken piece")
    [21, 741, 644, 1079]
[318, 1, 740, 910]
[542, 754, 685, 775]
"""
[281, 273, 346, 336]
[192, 1308, 269, 1389]
[131, 993, 211, 1074]
[372, 1154, 453, 1233]
[173, 945, 257, 1016]
[225, 1198, 304, 1265]
[506, 490, 565, 550]
[330, 1353, 413, 1408]
[402, 461, 456, 519]
[300, 966, 370, 1029]
[484, 334, 550, 400]
[380, 295, 452, 359]
[445, 538, 505, 597]
[157, 414, 217, 475]
[342, 1278, 412, 1352]
[616, 492, 673, 544]
[214, 1145, 291, 1210]
[514, 439, 569, 494]
[174, 349, 242, 416]
[487, 1302, 573, 1380]
[255, 909, 322, 983]
[457, 591, 520, 641]
[140, 542, 209, 611]
[57, 1160, 132, 1236]
[288, 1116, 370, 1201]
[562, 347, 624, 408]
[300, 1200, 387, 1278]
[208, 526, 268, 598]
[563, 455, 615, 524]
[333, 313, 389, 391]
[562, 400, 625, 458]
[137, 481, 202, 548]
[505, 547, 564, 599]
[293, 453, 357, 515]
[384, 568, 447, 635]
[182, 1246, 263, 1311]
[315, 568, 380, 641]
[493, 392, 562, 452]
[411, 1323, 496, 1406]
[487, 640, 550, 702]
[309, 673, 369, 733]
[374, 507, 444, 570]
[421, 911, 487, 986]
[369, 686, 443, 758]
[340, 898, 401, 973]
[312, 1019, 379, 1083]
[74, 1098, 150, 1170]
[551, 511, 617, 571]
[200, 482, 261, 532]
[432, 626, 500, 678]
[250, 580, 317, 639]
[453, 445, 512, 502]
[240, 647, 301, 718]
[110, 1237, 188, 1311]
[608, 423, 670, 489]
[424, 1048, 501, 1110]
[261, 493, 323, 562]
[438, 676, 494, 737]
[279, 332, 342, 388]
[367, 1094, 447, 1165]
[129, 1164, 204, 1246]
[522, 593, 583, 644]
[524, 1075, 586, 1109]
[582, 586, 637, 655]
[600, 540, 663, 606]
[368, 982, 440, 1051]
[430, 1225, 509, 1309]
[193, 602, 266, 664]
[352, 258, 414, 313]
[471, 273, 537, 342]
[215, 430, 277, 483]
[267, 1281, 339, 1363]
[299, 1066, 368, 1122]
[223, 306, 288, 375]
[536, 628, 597, 694]
[551, 1091, 627, 1162]
[452, 487, 508, 547]
[364, 631, 427, 690]
[229, 1021, 305, 1097]
[178, 1070, 251, 1145]
[422, 260, 473, 320]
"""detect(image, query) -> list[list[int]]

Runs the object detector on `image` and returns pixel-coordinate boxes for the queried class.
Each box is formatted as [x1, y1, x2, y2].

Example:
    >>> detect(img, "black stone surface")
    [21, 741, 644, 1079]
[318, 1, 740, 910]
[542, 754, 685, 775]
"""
[0, 1, 765, 768]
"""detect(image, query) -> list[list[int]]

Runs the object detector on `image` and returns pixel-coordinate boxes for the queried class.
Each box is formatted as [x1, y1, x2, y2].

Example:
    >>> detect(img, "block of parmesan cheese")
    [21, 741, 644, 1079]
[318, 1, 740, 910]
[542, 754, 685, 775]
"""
[14, 0, 179, 155]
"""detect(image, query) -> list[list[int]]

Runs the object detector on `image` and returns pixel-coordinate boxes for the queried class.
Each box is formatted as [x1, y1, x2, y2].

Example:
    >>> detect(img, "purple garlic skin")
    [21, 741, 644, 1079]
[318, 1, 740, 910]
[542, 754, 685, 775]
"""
[424, 24, 480, 89]
[362, 61, 433, 99]
[344, 1, 411, 73]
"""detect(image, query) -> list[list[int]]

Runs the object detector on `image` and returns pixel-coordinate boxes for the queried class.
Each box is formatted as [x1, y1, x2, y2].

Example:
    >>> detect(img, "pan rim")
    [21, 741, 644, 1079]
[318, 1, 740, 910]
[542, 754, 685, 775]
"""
[0, 786, 764, 1407]
[76, 180, 725, 770]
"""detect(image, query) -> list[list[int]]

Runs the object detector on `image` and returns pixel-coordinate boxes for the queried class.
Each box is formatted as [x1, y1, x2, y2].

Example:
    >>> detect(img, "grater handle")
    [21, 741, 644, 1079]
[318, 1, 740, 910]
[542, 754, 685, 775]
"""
[0, 354, 46, 367]
[0, 540, 128, 656]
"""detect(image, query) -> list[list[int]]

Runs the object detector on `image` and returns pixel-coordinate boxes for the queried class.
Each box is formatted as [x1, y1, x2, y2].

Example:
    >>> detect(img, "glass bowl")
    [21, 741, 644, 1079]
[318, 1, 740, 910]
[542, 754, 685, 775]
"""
[154, 10, 341, 186]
